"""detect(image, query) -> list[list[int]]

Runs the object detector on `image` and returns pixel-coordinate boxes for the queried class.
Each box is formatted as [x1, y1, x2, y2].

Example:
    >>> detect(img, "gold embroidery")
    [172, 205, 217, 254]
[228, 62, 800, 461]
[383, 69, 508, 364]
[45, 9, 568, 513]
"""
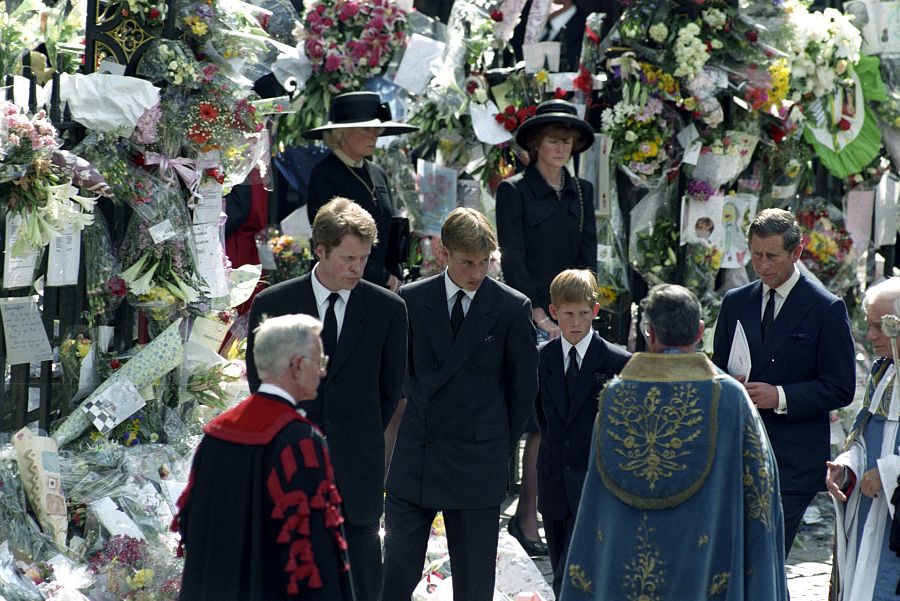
[623, 515, 665, 601]
[568, 564, 593, 594]
[708, 572, 730, 597]
[597, 530, 604, 543]
[697, 534, 709, 547]
[742, 418, 775, 530]
[606, 383, 704, 490]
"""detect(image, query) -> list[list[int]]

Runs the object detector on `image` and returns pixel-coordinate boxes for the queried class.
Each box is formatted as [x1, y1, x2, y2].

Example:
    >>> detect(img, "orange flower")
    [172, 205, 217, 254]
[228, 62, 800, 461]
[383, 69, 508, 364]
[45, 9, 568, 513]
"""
[198, 102, 219, 122]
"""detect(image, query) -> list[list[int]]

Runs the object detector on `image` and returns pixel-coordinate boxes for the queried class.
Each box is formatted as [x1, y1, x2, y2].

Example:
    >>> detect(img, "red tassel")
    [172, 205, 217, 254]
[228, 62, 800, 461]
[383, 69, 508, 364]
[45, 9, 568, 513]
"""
[299, 438, 319, 468]
[280, 446, 297, 481]
[287, 580, 299, 595]
[277, 530, 290, 544]
[309, 572, 323, 589]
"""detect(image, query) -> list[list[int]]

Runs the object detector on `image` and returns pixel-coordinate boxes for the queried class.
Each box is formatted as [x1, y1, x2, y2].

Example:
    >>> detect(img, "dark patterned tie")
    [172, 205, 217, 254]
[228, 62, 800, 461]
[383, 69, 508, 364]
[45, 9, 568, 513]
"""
[761, 289, 776, 341]
[451, 290, 466, 337]
[566, 346, 579, 401]
[322, 292, 340, 358]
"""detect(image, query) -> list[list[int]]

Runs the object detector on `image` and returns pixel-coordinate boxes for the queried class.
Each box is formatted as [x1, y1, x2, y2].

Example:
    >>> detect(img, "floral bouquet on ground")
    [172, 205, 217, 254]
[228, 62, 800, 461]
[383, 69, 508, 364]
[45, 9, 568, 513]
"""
[85, 535, 181, 601]
[796, 198, 855, 294]
[59, 328, 93, 409]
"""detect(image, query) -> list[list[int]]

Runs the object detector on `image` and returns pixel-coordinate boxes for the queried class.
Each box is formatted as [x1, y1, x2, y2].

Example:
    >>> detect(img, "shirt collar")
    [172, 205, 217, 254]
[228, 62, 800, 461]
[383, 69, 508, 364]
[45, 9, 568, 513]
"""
[762, 265, 800, 299]
[257, 383, 304, 415]
[444, 270, 476, 302]
[561, 330, 592, 361]
[332, 148, 365, 169]
[311, 264, 352, 307]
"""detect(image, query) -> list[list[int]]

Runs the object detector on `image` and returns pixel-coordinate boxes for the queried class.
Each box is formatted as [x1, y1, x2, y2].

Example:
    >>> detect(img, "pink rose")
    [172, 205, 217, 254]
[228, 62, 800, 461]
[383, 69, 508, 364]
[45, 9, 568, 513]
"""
[305, 38, 324, 58]
[339, 1, 359, 20]
[324, 53, 342, 72]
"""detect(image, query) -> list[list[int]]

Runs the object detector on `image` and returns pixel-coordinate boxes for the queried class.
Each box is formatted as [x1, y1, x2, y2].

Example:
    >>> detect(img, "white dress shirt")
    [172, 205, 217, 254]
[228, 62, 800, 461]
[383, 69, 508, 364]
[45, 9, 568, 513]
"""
[444, 271, 475, 317]
[761, 266, 801, 414]
[311, 263, 351, 340]
[257, 383, 305, 416]
[561, 330, 592, 371]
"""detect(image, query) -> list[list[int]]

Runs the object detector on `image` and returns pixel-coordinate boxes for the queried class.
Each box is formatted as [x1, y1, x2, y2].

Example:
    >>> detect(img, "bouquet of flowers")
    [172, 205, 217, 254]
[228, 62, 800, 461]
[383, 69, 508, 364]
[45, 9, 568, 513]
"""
[59, 329, 93, 408]
[631, 218, 680, 286]
[121, 0, 168, 30]
[684, 242, 723, 298]
[601, 95, 677, 188]
[267, 233, 312, 284]
[796, 198, 855, 293]
[135, 39, 201, 89]
[689, 129, 759, 187]
[786, 6, 861, 102]
[291, 0, 408, 132]
[83, 212, 127, 326]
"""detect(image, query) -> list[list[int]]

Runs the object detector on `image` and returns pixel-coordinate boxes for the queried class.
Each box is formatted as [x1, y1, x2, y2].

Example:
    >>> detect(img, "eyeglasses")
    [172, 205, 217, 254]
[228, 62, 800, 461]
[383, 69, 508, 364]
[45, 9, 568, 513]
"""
[302, 354, 329, 372]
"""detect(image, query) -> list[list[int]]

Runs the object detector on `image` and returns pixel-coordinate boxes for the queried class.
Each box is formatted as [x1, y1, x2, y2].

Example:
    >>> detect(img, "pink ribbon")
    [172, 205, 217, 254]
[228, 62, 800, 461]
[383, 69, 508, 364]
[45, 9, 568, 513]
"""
[143, 152, 201, 199]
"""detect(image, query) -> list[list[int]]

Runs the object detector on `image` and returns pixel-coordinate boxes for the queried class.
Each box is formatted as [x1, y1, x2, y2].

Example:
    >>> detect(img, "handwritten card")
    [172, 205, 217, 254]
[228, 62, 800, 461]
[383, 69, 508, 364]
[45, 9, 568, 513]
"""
[193, 181, 223, 225]
[189, 316, 230, 352]
[3, 215, 38, 289]
[394, 33, 446, 95]
[47, 223, 81, 287]
[149, 219, 177, 244]
[192, 223, 230, 298]
[0, 296, 53, 364]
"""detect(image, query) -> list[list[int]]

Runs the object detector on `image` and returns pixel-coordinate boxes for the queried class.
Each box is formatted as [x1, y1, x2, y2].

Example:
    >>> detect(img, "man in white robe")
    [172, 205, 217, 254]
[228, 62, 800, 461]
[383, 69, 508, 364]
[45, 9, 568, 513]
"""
[827, 278, 900, 601]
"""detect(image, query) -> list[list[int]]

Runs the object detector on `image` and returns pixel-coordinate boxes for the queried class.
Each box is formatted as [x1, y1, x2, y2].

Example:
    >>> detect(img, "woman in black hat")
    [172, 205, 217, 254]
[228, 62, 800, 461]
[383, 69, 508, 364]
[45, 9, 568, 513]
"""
[304, 92, 417, 291]
[495, 99, 596, 558]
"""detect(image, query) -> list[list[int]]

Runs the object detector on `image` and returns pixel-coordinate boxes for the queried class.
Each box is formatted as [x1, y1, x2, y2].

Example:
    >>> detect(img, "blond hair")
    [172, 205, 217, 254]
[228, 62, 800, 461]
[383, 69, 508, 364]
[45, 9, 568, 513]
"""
[312, 197, 378, 252]
[440, 207, 498, 254]
[321, 128, 346, 151]
[550, 269, 598, 306]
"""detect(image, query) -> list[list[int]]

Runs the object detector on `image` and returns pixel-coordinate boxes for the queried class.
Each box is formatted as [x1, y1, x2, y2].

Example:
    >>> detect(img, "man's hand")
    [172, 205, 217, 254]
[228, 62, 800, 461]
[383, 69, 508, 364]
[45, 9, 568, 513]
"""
[826, 461, 848, 502]
[744, 381, 779, 409]
[860, 467, 883, 498]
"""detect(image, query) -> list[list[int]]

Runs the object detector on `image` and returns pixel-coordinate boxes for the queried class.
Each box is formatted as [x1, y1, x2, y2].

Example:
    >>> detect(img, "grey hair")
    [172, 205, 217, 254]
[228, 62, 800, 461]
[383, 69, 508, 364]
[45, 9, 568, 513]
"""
[253, 313, 322, 381]
[641, 284, 702, 347]
[748, 208, 801, 251]
[322, 128, 346, 151]
[863, 278, 900, 317]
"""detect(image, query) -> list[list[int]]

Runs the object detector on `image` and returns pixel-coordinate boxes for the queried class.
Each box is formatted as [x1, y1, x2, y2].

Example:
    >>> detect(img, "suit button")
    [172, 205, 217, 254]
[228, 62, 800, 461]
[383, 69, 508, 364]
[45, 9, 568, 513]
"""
[427, 434, 435, 442]
[564, 465, 572, 472]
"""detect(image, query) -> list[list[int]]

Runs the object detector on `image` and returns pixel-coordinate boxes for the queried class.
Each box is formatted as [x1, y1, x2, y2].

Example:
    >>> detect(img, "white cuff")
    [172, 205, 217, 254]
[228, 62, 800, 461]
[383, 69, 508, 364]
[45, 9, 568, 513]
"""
[775, 385, 787, 414]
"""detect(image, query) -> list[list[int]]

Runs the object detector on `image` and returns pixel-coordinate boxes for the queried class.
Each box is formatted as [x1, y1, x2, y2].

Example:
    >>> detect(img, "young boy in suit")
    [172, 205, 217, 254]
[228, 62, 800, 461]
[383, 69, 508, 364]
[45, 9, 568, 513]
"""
[535, 269, 631, 595]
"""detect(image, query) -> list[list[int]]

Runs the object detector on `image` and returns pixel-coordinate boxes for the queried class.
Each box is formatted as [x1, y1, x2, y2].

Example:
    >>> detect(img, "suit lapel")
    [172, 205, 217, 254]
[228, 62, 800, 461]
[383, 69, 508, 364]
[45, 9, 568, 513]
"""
[295, 275, 318, 315]
[422, 277, 454, 366]
[566, 333, 602, 425]
[753, 277, 811, 369]
[738, 281, 765, 361]
[327, 284, 367, 379]
[543, 339, 568, 423]
[431, 279, 500, 393]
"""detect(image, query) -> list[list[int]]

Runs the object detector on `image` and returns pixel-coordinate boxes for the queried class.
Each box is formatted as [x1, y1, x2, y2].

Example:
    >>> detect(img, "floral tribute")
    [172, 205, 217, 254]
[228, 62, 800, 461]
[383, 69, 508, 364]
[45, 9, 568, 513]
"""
[796, 199, 855, 293]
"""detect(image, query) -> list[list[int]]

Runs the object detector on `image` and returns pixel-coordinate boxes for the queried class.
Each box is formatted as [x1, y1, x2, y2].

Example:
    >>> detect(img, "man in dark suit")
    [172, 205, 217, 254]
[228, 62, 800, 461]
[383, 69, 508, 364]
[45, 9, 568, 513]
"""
[535, 269, 630, 595]
[712, 208, 855, 556]
[382, 208, 539, 601]
[246, 197, 408, 600]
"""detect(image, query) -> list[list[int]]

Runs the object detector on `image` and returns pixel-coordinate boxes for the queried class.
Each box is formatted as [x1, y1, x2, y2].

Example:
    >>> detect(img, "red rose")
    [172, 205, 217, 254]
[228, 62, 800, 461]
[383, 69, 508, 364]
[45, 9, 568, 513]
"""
[494, 113, 505, 123]
[107, 277, 127, 297]
[527, 105, 537, 116]
[148, 7, 160, 19]
[837, 118, 852, 131]
[745, 29, 758, 42]
[516, 108, 527, 121]
[504, 117, 517, 131]
[466, 80, 478, 94]
[504, 105, 516, 116]
[490, 9, 503, 22]
[111, 358, 121, 370]
[554, 88, 567, 99]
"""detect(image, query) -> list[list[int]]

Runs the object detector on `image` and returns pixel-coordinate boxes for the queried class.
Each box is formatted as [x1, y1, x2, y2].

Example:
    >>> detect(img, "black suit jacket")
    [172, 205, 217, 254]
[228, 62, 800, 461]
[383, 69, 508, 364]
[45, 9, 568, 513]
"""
[307, 152, 397, 286]
[496, 164, 597, 314]
[712, 274, 855, 493]
[386, 274, 539, 509]
[245, 274, 408, 524]
[535, 332, 630, 519]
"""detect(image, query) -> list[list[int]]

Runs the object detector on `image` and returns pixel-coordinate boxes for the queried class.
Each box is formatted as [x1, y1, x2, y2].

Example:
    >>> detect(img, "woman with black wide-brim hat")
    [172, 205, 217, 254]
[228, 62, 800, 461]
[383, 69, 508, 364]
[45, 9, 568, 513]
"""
[304, 91, 417, 291]
[495, 99, 597, 573]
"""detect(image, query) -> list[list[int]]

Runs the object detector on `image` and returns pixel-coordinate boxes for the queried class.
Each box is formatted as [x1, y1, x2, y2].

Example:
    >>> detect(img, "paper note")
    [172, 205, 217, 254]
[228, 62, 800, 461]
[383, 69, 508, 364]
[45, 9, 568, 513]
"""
[280, 207, 311, 242]
[677, 123, 700, 148]
[682, 141, 703, 166]
[3, 215, 38, 289]
[193, 181, 223, 224]
[149, 219, 177, 244]
[416, 160, 458, 235]
[90, 497, 145, 540]
[81, 378, 146, 434]
[522, 41, 561, 73]
[192, 223, 229, 298]
[727, 320, 752, 381]
[470, 101, 513, 145]
[875, 174, 899, 246]
[189, 316, 230, 351]
[47, 223, 81, 287]
[393, 33, 446, 95]
[0, 297, 52, 364]
[845, 189, 875, 259]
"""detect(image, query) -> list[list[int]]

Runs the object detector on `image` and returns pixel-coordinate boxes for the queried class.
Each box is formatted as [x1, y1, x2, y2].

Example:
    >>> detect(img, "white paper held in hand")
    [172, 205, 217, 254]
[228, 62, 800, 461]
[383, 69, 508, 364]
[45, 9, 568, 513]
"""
[727, 320, 752, 382]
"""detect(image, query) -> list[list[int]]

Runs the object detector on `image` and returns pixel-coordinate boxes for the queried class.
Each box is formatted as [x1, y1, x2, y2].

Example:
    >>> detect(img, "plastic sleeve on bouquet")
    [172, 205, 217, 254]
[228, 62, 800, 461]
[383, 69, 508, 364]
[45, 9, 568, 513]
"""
[13, 428, 68, 547]
[52, 319, 185, 448]
[578, 13, 607, 74]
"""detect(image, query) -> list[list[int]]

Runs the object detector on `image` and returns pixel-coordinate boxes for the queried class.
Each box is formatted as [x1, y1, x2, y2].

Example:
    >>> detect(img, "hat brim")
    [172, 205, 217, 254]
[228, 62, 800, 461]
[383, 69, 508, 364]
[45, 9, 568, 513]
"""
[515, 113, 595, 154]
[302, 119, 419, 140]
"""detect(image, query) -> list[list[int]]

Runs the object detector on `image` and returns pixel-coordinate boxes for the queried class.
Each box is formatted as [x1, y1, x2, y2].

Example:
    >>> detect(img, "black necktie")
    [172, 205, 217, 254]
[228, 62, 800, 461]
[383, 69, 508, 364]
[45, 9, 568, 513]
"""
[322, 292, 340, 357]
[761, 289, 776, 341]
[451, 290, 466, 337]
[566, 346, 579, 400]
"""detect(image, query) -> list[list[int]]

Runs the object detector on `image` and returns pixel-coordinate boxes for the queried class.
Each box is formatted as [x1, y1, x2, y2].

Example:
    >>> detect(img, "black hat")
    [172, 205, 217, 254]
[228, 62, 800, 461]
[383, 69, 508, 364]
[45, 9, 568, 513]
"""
[514, 100, 594, 154]
[302, 91, 418, 140]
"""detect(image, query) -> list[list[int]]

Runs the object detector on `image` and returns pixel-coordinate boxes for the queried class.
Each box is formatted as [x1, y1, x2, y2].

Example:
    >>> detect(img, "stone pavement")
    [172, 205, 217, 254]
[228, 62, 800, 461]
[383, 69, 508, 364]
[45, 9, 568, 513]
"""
[501, 492, 835, 600]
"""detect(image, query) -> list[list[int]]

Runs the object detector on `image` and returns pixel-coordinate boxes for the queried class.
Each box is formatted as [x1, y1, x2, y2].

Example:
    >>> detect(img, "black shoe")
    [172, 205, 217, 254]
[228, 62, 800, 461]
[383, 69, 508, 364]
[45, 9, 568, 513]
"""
[507, 517, 549, 556]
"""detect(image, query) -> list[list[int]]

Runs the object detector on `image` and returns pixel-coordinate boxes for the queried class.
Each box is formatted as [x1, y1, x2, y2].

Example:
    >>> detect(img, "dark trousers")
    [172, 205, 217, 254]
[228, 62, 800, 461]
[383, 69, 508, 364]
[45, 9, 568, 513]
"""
[381, 494, 500, 601]
[545, 511, 576, 597]
[781, 490, 817, 556]
[344, 519, 382, 601]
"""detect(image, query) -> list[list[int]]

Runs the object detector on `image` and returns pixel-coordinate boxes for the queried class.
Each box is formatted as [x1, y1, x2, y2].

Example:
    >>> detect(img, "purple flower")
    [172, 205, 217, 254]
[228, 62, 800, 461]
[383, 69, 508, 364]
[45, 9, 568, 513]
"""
[687, 179, 718, 202]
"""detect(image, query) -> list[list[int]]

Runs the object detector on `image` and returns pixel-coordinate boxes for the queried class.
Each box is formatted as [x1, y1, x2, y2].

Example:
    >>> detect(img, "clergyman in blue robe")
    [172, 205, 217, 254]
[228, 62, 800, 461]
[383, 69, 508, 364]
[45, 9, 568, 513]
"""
[561, 284, 788, 601]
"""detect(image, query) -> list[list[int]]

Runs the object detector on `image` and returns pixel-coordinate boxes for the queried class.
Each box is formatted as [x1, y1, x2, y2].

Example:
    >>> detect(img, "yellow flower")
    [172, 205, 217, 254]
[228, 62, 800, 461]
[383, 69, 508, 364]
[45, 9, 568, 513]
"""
[535, 69, 549, 86]
[597, 286, 617, 308]
[126, 568, 155, 590]
[225, 146, 241, 160]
